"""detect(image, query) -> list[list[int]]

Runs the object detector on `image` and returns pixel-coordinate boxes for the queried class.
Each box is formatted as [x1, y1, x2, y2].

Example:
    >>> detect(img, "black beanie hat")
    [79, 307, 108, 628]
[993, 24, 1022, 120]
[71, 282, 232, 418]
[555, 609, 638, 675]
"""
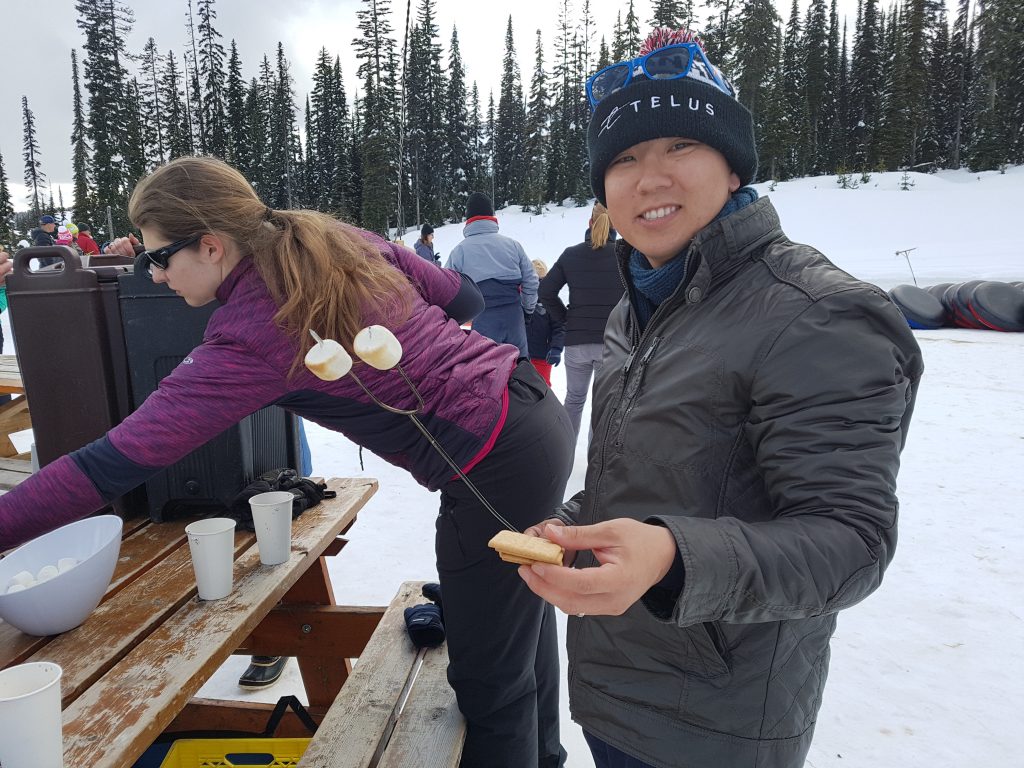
[587, 46, 757, 205]
[465, 192, 494, 219]
[421, 223, 434, 238]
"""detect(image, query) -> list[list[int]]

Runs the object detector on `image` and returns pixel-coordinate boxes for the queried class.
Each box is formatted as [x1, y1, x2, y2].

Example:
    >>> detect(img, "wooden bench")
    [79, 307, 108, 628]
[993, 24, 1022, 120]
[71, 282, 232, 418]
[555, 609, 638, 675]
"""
[299, 580, 466, 768]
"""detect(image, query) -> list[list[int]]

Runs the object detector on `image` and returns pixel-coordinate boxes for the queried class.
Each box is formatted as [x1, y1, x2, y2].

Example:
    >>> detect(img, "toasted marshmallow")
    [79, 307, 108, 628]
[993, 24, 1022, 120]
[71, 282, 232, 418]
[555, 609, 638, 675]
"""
[353, 325, 403, 370]
[304, 338, 353, 381]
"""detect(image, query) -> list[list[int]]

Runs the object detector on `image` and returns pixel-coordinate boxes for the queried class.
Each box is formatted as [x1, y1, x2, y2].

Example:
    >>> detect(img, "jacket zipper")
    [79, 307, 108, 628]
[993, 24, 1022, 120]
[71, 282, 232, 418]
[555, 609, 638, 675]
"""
[613, 337, 661, 448]
[589, 248, 700, 523]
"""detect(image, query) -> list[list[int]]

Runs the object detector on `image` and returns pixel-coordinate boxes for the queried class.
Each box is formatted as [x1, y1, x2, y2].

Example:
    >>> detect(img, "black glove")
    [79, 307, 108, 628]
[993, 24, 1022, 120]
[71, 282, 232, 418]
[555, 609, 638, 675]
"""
[229, 468, 336, 531]
[404, 604, 445, 648]
[524, 309, 534, 326]
[545, 349, 562, 366]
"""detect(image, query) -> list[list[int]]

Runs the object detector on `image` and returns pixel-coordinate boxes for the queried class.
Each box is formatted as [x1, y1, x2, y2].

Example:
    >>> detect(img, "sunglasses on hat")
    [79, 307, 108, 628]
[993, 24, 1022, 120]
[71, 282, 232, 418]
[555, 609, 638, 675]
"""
[586, 42, 734, 109]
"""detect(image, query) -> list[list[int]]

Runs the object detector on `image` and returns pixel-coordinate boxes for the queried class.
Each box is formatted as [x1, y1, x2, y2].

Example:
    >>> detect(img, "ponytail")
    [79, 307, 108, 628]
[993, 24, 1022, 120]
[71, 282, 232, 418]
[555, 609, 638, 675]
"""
[590, 203, 611, 249]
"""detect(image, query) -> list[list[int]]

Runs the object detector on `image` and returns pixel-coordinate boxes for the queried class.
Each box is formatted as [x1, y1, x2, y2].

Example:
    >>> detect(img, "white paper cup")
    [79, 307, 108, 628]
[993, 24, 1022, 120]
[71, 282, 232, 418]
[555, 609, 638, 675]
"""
[185, 518, 236, 600]
[249, 491, 295, 566]
[0, 661, 64, 768]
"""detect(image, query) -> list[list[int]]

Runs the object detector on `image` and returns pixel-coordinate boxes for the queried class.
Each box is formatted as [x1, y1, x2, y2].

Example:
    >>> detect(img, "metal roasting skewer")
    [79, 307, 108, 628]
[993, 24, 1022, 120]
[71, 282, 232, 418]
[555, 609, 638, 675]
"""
[309, 330, 519, 533]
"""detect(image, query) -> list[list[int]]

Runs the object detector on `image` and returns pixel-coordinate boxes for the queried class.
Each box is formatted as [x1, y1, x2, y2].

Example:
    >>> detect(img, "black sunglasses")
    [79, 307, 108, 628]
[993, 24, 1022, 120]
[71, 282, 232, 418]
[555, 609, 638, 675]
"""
[137, 234, 202, 275]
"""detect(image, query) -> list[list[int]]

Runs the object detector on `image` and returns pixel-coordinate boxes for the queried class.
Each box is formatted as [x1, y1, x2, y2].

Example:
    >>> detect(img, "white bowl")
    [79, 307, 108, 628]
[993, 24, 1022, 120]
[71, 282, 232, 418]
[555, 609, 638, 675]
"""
[0, 515, 123, 636]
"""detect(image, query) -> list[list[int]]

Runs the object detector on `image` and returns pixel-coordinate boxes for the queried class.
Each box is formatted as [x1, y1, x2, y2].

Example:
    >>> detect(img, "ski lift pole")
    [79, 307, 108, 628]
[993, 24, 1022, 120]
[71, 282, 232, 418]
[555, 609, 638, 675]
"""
[106, 205, 114, 241]
[895, 247, 918, 286]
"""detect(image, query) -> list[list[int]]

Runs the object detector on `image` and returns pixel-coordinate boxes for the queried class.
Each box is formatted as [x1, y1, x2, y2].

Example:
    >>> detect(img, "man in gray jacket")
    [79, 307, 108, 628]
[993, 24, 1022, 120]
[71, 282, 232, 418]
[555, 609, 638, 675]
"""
[447, 192, 537, 357]
[519, 29, 924, 768]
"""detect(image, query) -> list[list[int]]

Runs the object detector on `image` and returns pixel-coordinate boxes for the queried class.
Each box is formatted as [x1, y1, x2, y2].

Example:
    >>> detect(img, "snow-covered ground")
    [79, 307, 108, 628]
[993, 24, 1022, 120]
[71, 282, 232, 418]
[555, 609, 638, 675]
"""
[13, 167, 1017, 768]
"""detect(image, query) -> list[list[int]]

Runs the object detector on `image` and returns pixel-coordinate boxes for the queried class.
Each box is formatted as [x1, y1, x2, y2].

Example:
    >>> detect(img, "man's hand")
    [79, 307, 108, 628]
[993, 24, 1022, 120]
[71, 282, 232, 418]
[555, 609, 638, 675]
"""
[105, 233, 141, 258]
[0, 250, 11, 286]
[545, 349, 561, 366]
[522, 518, 577, 566]
[518, 519, 678, 616]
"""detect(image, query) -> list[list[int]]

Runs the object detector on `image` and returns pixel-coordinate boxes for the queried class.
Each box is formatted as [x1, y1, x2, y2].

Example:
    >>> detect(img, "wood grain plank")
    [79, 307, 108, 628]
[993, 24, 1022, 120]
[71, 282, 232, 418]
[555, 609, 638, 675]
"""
[237, 604, 385, 658]
[377, 644, 464, 768]
[58, 478, 376, 768]
[297, 581, 425, 768]
[28, 529, 257, 707]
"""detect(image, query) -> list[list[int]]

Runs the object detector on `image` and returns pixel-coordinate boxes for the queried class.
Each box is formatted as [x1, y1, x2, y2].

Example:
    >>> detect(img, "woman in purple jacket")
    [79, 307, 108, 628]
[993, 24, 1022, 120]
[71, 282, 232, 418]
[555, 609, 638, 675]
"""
[0, 157, 574, 768]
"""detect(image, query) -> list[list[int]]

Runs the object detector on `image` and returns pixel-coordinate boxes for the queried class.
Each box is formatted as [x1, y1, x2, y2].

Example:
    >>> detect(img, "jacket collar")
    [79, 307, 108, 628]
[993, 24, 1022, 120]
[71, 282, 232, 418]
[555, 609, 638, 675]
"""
[617, 196, 782, 296]
[215, 257, 256, 303]
[463, 218, 499, 236]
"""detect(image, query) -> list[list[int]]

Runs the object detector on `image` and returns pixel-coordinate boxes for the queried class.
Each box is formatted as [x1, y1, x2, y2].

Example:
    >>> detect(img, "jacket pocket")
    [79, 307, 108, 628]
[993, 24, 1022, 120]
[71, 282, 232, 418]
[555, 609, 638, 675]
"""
[573, 608, 732, 718]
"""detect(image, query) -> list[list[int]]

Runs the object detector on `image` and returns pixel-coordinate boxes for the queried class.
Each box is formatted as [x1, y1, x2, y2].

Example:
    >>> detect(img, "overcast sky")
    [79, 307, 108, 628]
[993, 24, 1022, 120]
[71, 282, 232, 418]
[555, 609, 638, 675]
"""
[1, 0, 955, 213]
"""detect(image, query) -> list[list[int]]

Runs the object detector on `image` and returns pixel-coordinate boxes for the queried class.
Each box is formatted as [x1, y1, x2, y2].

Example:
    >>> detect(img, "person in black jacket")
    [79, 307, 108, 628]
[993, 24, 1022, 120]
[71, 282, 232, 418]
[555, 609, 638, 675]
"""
[526, 260, 565, 386]
[539, 203, 621, 441]
[519, 28, 923, 768]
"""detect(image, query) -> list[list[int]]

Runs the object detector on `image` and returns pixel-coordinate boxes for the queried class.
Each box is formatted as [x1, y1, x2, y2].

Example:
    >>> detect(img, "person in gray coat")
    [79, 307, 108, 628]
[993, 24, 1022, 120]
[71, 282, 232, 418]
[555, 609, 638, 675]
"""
[518, 28, 924, 768]
[413, 223, 438, 262]
[447, 192, 537, 357]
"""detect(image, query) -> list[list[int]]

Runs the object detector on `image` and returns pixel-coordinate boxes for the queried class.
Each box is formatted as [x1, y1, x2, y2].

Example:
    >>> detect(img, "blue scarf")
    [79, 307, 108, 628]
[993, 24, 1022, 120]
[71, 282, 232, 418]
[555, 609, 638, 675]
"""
[629, 187, 759, 328]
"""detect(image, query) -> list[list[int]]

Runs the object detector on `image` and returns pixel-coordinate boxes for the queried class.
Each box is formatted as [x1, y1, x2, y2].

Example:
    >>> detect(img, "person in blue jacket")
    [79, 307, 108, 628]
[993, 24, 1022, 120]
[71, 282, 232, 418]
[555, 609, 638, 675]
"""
[446, 193, 537, 357]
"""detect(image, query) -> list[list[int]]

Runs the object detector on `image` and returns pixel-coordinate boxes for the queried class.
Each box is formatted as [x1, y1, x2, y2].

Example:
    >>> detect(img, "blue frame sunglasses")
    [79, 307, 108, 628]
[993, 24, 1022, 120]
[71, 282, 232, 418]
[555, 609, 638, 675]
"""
[586, 43, 734, 109]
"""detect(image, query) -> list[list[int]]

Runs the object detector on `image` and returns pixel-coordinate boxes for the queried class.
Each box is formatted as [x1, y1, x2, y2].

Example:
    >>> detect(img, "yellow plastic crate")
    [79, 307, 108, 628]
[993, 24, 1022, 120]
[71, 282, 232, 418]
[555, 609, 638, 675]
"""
[159, 737, 311, 767]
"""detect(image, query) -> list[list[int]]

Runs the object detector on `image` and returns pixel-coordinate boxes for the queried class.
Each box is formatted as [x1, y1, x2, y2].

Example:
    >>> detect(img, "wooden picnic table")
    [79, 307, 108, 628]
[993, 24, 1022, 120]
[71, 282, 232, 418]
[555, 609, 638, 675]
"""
[0, 476, 379, 768]
[0, 355, 31, 464]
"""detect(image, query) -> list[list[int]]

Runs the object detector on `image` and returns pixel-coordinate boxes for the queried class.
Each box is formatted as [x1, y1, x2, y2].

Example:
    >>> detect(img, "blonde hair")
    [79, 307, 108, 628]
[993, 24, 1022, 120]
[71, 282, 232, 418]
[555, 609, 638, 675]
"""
[129, 156, 413, 373]
[590, 203, 611, 249]
[531, 259, 548, 278]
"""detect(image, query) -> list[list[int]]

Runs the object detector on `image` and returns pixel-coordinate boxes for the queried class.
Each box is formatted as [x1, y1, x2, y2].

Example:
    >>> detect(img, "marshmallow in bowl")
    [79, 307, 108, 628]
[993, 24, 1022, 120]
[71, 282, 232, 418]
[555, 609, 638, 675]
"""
[37, 565, 60, 583]
[8, 570, 34, 590]
[58, 558, 79, 574]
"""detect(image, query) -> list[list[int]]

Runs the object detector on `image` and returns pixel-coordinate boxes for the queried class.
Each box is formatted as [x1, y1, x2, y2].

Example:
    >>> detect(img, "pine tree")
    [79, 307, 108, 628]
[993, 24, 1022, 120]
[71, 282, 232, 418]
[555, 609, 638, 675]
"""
[21, 96, 45, 219]
[354, 0, 400, 235]
[703, 0, 738, 69]
[198, 0, 228, 158]
[443, 28, 472, 222]
[780, 0, 806, 177]
[923, 8, 952, 168]
[850, 0, 881, 171]
[733, 0, 780, 125]
[596, 36, 611, 70]
[160, 51, 192, 160]
[611, 12, 625, 61]
[122, 79, 148, 197]
[267, 43, 300, 208]
[495, 16, 527, 208]
[547, 0, 576, 203]
[802, 0, 828, 173]
[0, 150, 15, 248]
[185, 0, 206, 152]
[308, 47, 349, 214]
[75, 0, 135, 238]
[138, 38, 166, 168]
[622, 0, 641, 53]
[70, 49, 92, 225]
[524, 29, 550, 213]
[949, 0, 974, 168]
[650, 0, 682, 30]
[248, 59, 275, 199]
[468, 82, 484, 194]
[225, 41, 247, 169]
[331, 57, 352, 218]
[404, 0, 446, 228]
[485, 91, 496, 202]
[758, 25, 789, 181]
[967, 0, 1024, 169]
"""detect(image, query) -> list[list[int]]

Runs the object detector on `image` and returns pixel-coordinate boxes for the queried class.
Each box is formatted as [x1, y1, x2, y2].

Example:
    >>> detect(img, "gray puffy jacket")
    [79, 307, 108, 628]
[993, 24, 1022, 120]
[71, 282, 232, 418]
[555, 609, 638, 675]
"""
[557, 197, 923, 768]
